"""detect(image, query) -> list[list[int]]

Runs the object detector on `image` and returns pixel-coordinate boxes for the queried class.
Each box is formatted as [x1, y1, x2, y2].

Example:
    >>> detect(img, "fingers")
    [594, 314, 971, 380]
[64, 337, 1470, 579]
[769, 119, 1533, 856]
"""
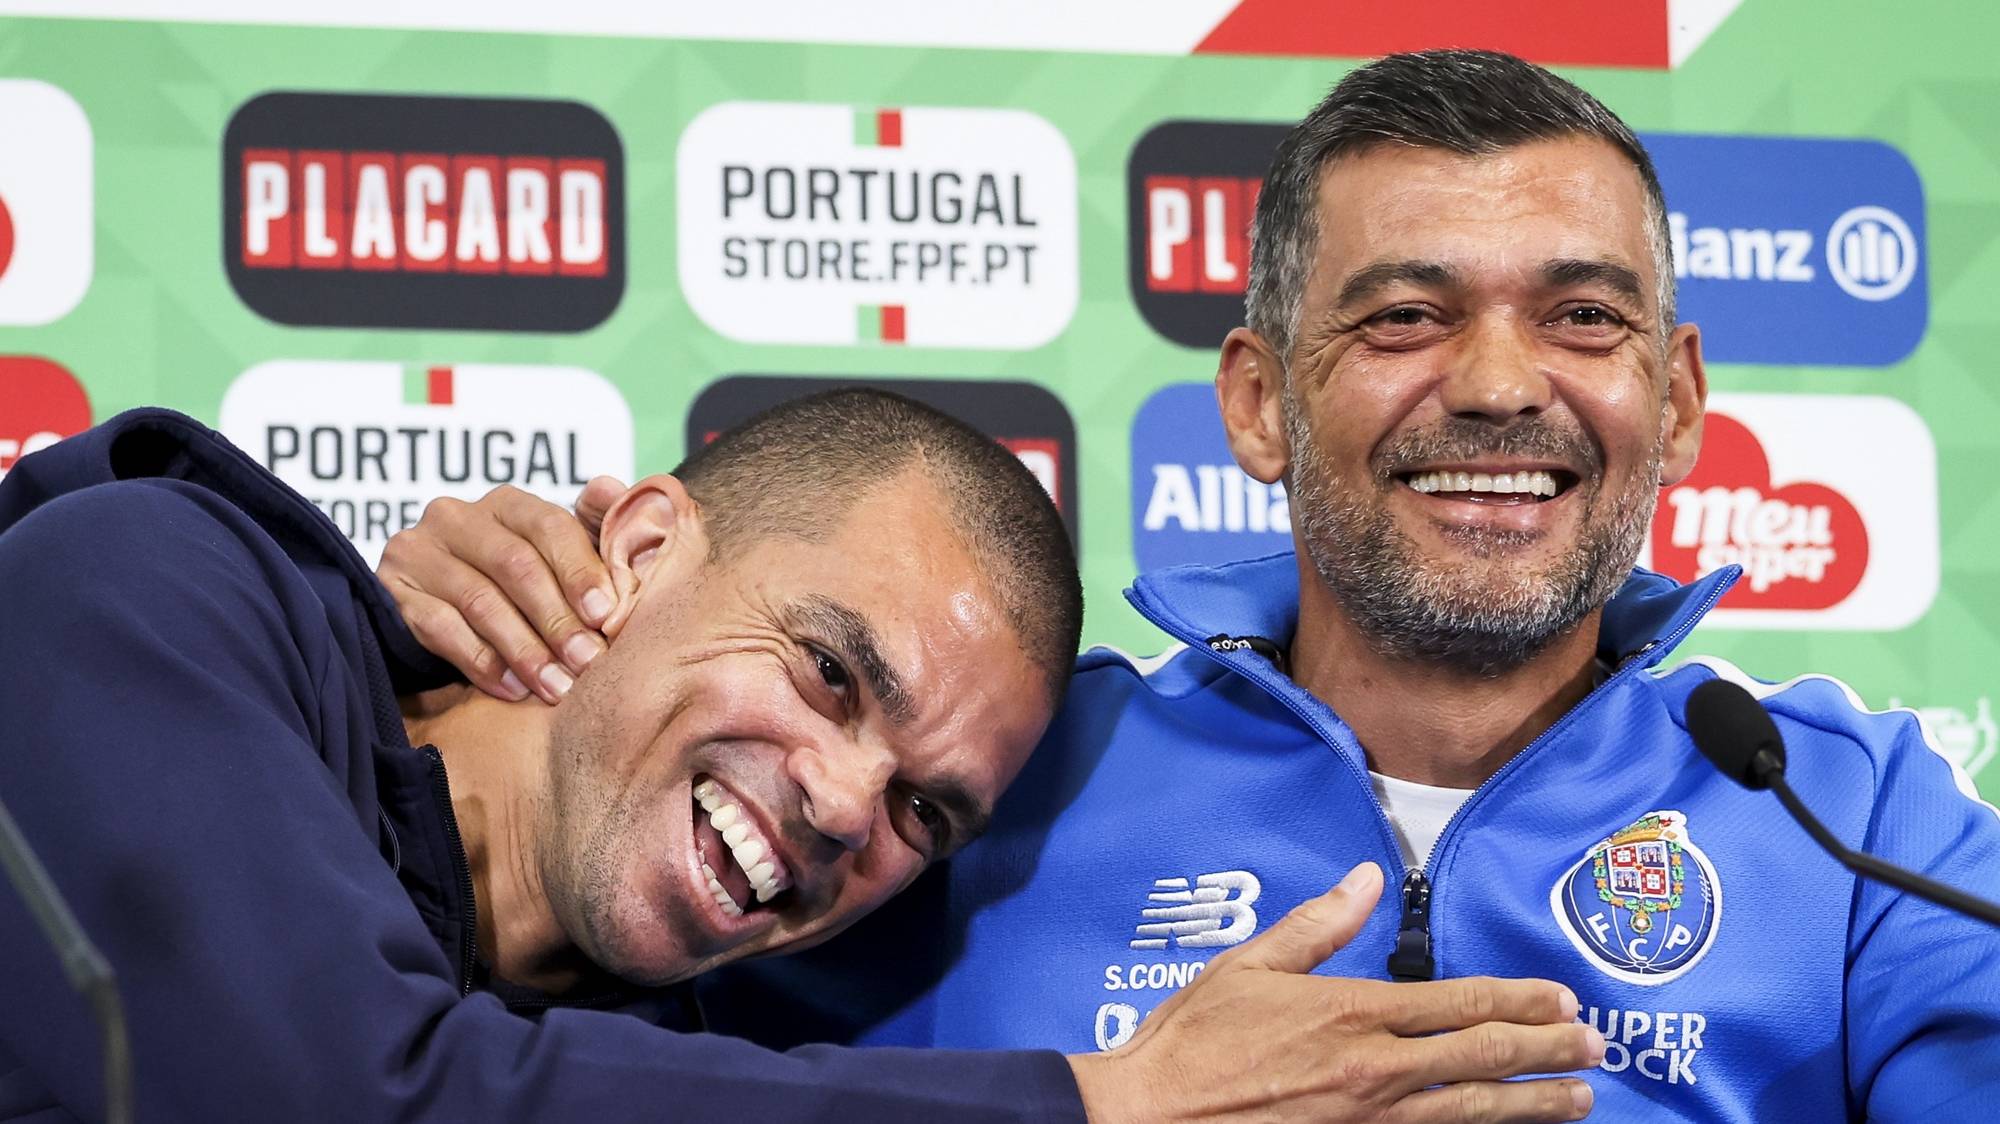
[1381, 977, 1580, 1037]
[1224, 862, 1383, 974]
[577, 475, 625, 538]
[490, 487, 615, 633]
[399, 536, 573, 704]
[395, 587, 528, 703]
[1405, 1020, 1605, 1089]
[1387, 1078, 1594, 1124]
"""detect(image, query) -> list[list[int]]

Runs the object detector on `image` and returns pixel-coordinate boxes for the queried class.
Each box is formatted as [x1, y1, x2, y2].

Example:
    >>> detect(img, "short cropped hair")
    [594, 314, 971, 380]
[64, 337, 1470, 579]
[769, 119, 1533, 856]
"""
[674, 388, 1082, 706]
[1247, 48, 1673, 366]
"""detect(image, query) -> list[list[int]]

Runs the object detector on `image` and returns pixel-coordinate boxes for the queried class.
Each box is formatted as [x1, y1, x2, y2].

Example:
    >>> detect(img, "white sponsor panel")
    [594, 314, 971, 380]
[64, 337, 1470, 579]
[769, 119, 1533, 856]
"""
[0, 80, 92, 326]
[1641, 393, 1937, 630]
[677, 102, 1077, 348]
[219, 360, 633, 567]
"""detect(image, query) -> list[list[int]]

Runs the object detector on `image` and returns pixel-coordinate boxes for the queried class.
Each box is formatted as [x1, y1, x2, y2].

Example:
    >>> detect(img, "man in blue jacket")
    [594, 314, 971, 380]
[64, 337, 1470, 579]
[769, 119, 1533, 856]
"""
[0, 389, 1597, 1121]
[393, 51, 2000, 1119]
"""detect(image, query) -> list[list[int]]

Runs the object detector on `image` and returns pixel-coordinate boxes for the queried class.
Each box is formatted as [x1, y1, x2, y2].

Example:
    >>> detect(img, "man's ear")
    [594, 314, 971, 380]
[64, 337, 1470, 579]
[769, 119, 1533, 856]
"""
[1217, 326, 1290, 485]
[596, 474, 705, 639]
[1658, 323, 1708, 487]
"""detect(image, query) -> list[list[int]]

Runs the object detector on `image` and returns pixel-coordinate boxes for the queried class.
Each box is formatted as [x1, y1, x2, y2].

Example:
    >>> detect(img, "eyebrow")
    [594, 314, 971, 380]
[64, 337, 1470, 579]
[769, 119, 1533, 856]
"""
[926, 778, 993, 856]
[785, 595, 915, 727]
[1540, 258, 1647, 306]
[1334, 259, 1461, 310]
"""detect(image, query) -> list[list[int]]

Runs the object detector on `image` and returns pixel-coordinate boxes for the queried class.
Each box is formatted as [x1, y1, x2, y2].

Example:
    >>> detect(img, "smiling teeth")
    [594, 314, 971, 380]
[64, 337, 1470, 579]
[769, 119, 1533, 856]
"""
[693, 778, 794, 908]
[701, 862, 744, 918]
[1406, 469, 1559, 497]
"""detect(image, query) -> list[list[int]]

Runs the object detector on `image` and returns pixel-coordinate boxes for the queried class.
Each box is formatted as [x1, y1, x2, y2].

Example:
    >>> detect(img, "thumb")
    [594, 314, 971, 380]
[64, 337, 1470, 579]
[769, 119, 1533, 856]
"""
[577, 476, 627, 539]
[1225, 862, 1384, 974]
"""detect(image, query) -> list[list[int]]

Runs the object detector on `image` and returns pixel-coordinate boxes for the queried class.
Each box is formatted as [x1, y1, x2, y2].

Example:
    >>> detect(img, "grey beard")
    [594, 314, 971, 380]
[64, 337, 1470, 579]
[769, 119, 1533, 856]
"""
[1284, 402, 1659, 677]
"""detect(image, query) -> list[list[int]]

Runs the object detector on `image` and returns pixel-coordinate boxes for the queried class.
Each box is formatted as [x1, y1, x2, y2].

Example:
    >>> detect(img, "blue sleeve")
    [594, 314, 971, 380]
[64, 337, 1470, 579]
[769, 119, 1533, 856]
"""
[1844, 710, 2000, 1117]
[0, 480, 1082, 1123]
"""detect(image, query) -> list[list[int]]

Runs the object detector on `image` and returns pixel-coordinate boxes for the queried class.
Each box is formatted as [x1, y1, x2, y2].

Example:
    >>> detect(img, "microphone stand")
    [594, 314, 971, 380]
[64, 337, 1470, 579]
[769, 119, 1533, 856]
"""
[1765, 772, 2000, 928]
[0, 795, 132, 1123]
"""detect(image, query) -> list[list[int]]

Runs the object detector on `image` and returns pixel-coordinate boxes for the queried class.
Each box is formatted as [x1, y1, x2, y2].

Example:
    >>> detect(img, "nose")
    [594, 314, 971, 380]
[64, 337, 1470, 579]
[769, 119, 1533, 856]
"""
[1438, 314, 1553, 423]
[787, 739, 896, 852]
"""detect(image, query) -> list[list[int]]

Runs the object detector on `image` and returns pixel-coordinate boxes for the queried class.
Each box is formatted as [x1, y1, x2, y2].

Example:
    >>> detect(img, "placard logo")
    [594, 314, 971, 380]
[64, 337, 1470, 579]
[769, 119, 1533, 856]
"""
[0, 80, 92, 326]
[1131, 382, 1290, 572]
[1126, 121, 1288, 350]
[1645, 133, 1927, 366]
[0, 357, 91, 482]
[1642, 393, 1936, 630]
[218, 361, 633, 566]
[223, 93, 624, 331]
[676, 104, 1077, 348]
[685, 375, 1078, 553]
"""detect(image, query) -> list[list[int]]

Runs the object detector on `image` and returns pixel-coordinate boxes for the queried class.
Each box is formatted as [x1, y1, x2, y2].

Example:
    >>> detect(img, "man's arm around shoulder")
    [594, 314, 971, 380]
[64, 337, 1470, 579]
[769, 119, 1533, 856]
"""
[0, 480, 1085, 1122]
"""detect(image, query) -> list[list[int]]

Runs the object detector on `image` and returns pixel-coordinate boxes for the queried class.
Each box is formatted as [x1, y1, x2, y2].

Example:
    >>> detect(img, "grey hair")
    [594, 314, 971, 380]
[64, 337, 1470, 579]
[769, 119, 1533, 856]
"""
[1245, 48, 1675, 368]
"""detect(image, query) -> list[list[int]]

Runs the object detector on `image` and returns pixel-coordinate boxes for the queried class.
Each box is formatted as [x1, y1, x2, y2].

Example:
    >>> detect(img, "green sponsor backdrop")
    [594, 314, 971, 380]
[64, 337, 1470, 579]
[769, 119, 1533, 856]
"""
[2, 6, 1997, 796]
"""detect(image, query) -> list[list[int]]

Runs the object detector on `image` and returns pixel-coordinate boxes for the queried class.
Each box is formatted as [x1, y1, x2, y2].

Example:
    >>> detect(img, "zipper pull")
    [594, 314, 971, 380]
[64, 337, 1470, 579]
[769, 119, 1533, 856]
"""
[1386, 869, 1435, 982]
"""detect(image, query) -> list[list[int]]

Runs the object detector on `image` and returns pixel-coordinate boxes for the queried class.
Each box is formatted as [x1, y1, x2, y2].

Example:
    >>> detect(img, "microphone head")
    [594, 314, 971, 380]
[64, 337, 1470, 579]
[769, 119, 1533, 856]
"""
[1685, 678, 1788, 790]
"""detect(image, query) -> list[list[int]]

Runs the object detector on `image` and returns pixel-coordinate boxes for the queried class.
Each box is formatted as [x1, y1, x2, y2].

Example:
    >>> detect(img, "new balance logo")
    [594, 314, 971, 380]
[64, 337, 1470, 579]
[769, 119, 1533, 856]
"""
[1130, 871, 1260, 950]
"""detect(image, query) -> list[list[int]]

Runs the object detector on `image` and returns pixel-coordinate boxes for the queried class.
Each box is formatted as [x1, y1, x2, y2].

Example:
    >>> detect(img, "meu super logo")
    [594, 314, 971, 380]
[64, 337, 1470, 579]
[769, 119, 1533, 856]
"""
[676, 103, 1077, 348]
[223, 93, 624, 331]
[1643, 133, 1927, 367]
[1642, 393, 1937, 630]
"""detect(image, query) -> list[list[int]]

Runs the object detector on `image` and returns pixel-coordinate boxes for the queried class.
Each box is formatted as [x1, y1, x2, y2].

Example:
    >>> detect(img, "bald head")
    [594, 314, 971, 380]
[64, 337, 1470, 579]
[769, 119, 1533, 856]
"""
[674, 388, 1083, 705]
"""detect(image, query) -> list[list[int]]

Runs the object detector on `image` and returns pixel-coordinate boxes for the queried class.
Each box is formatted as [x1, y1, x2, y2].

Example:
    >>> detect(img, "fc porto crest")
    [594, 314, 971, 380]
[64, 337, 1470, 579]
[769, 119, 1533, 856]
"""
[1550, 810, 1721, 986]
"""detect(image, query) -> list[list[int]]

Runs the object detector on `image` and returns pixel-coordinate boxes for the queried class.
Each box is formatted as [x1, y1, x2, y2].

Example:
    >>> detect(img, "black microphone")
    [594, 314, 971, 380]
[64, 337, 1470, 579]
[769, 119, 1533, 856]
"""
[1685, 678, 2000, 928]
[0, 795, 132, 1123]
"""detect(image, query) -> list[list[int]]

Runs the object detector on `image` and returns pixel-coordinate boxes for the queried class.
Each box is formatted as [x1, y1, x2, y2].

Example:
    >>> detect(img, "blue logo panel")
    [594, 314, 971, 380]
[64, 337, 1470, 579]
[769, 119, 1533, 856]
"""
[1642, 132, 1927, 367]
[1130, 383, 1291, 572]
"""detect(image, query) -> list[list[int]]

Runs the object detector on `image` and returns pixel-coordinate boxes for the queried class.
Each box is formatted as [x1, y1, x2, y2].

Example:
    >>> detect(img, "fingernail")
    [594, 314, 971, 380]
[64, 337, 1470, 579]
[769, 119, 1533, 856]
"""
[498, 669, 529, 701]
[1584, 1025, 1606, 1064]
[581, 588, 613, 625]
[1570, 1080, 1594, 1118]
[1558, 986, 1580, 1021]
[539, 663, 574, 700]
[1335, 862, 1379, 894]
[563, 631, 604, 672]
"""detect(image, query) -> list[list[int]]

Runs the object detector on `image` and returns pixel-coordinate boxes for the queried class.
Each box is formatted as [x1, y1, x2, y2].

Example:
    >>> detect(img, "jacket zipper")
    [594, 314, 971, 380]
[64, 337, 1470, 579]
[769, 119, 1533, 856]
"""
[1131, 571, 1736, 984]
[424, 746, 479, 996]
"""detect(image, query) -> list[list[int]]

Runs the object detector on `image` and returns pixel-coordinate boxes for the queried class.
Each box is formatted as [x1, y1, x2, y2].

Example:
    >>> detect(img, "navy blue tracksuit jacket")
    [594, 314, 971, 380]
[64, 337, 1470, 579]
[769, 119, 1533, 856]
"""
[0, 409, 1081, 1121]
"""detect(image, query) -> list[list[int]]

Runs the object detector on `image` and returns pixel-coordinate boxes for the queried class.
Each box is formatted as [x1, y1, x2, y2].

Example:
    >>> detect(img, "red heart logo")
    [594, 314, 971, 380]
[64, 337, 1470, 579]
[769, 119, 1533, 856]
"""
[1649, 413, 1868, 610]
[0, 191, 14, 280]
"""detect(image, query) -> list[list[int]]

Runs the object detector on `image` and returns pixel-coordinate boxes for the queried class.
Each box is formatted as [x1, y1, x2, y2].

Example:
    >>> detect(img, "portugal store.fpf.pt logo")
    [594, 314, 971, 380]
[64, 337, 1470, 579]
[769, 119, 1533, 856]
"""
[218, 360, 634, 566]
[223, 93, 624, 332]
[0, 80, 92, 327]
[677, 103, 1077, 349]
[1643, 393, 1936, 630]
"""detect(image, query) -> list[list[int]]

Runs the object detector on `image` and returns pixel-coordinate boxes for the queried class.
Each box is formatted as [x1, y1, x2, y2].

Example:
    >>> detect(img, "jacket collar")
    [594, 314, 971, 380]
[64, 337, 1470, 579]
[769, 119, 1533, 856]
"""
[1124, 549, 1740, 671]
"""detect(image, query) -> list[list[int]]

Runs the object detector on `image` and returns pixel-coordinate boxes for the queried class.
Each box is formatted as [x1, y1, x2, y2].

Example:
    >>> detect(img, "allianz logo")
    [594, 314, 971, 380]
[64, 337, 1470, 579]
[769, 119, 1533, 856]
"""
[1669, 205, 1918, 301]
[1142, 463, 1291, 535]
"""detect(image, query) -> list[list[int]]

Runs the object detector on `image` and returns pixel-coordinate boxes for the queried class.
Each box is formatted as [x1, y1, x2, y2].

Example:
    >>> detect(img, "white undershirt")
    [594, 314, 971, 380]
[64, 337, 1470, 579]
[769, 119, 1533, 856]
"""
[1369, 771, 1478, 870]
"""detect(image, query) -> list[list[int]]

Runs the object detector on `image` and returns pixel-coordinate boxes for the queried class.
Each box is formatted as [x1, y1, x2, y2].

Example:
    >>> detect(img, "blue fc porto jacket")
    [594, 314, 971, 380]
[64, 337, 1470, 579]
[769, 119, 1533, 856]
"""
[704, 552, 2000, 1121]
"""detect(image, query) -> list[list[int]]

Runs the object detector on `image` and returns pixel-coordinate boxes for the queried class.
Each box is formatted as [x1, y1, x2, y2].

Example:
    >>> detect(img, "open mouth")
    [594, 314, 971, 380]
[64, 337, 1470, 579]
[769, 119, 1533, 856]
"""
[1399, 468, 1579, 504]
[692, 776, 795, 919]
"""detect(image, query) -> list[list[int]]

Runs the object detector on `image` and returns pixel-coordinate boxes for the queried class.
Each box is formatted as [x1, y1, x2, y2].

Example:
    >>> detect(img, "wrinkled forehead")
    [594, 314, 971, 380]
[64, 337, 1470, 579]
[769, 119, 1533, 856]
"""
[742, 484, 1050, 767]
[1313, 137, 1660, 286]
